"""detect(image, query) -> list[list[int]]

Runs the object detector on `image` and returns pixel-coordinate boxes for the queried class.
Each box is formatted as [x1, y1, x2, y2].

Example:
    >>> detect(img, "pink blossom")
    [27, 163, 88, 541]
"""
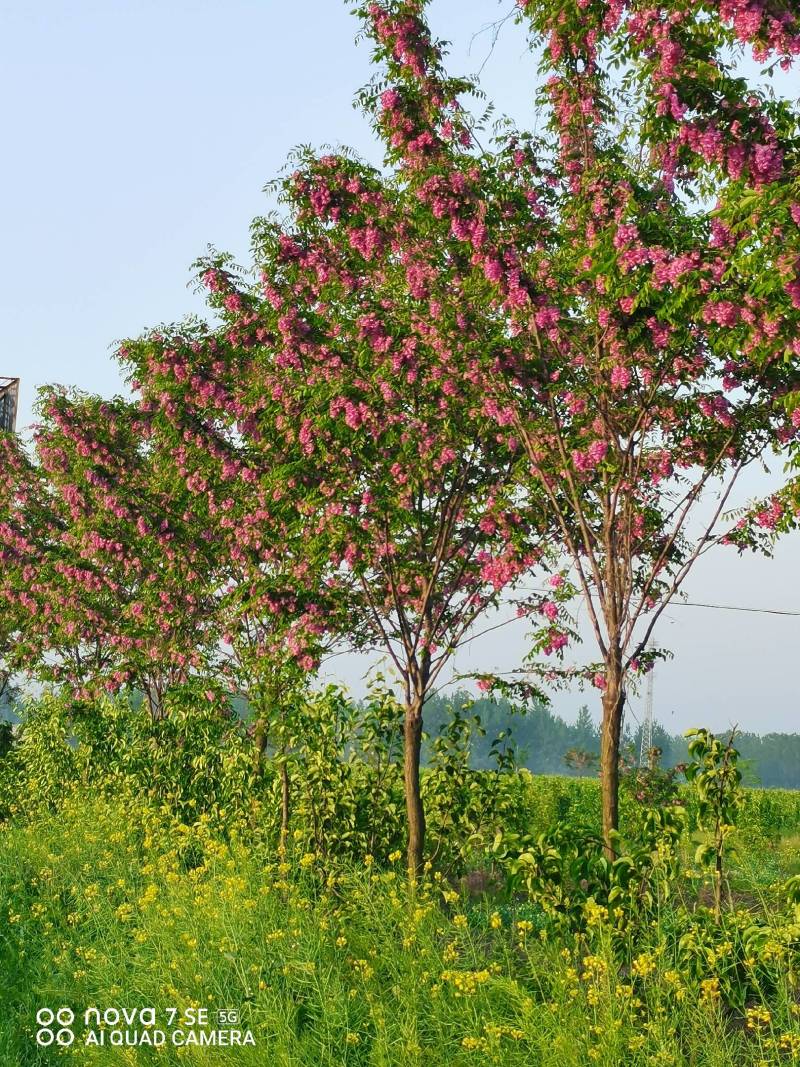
[702, 301, 741, 327]
[381, 88, 400, 110]
[610, 365, 631, 391]
[543, 631, 569, 655]
[755, 497, 784, 530]
[786, 279, 800, 310]
[572, 440, 608, 472]
[483, 258, 504, 284]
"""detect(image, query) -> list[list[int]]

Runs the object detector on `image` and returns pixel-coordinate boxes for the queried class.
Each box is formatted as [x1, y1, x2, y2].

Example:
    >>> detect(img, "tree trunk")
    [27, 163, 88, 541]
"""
[144, 682, 165, 721]
[404, 699, 425, 879]
[252, 719, 268, 771]
[714, 839, 723, 923]
[280, 760, 291, 841]
[599, 660, 625, 860]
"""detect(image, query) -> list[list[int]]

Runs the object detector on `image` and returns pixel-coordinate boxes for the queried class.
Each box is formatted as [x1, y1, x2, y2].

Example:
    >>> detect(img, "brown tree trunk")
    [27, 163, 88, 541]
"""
[251, 680, 275, 770]
[714, 838, 723, 923]
[404, 698, 425, 879]
[144, 681, 165, 721]
[280, 760, 291, 841]
[599, 657, 625, 860]
[252, 719, 268, 771]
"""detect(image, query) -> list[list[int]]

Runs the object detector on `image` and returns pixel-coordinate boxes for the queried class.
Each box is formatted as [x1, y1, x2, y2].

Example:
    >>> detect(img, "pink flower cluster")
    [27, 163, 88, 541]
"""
[476, 548, 526, 592]
[702, 301, 741, 328]
[572, 440, 608, 472]
[719, 0, 800, 63]
[542, 630, 569, 656]
[540, 599, 559, 622]
[754, 497, 784, 530]
[610, 365, 632, 391]
[786, 278, 800, 310]
[369, 3, 430, 80]
[697, 393, 734, 429]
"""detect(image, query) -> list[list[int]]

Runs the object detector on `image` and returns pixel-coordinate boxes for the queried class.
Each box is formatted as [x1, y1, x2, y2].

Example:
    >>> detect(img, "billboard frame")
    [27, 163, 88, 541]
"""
[0, 377, 19, 433]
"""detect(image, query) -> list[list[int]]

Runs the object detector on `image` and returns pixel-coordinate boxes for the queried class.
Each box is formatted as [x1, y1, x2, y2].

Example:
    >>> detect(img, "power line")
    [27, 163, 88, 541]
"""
[518, 585, 800, 618]
[456, 598, 800, 651]
[672, 601, 800, 617]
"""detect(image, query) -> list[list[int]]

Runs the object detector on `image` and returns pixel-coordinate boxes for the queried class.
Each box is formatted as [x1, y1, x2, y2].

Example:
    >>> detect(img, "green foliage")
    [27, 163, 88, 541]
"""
[0, 720, 13, 761]
[685, 727, 744, 919]
[493, 804, 686, 938]
[0, 687, 256, 831]
[0, 692, 77, 818]
[286, 685, 405, 863]
[619, 749, 685, 842]
[422, 698, 525, 872]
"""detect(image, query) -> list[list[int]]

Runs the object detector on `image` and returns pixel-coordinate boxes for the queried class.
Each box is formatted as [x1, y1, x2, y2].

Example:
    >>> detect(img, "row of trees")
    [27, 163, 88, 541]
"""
[2, 0, 799, 871]
[424, 693, 800, 790]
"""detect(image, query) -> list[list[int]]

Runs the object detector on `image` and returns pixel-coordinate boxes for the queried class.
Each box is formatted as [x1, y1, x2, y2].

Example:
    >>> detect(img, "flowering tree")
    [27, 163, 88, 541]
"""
[348, 0, 800, 852]
[16, 389, 221, 711]
[0, 433, 48, 697]
[118, 240, 552, 873]
[0, 429, 115, 695]
[247, 168, 559, 874]
[118, 321, 348, 837]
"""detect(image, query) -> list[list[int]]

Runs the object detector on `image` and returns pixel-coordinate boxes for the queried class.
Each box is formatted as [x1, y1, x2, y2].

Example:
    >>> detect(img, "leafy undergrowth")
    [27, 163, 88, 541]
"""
[2, 789, 800, 1067]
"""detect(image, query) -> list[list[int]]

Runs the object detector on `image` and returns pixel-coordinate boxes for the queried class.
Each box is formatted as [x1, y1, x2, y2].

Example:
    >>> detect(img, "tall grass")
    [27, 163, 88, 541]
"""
[2, 786, 799, 1066]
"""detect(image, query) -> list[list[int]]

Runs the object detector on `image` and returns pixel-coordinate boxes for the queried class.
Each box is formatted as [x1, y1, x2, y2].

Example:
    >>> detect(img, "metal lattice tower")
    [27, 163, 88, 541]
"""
[0, 377, 20, 433]
[639, 649, 655, 767]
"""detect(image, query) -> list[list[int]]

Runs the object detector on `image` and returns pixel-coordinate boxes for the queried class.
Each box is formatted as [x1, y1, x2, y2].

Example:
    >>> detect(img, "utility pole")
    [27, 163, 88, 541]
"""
[0, 377, 20, 433]
[639, 647, 655, 768]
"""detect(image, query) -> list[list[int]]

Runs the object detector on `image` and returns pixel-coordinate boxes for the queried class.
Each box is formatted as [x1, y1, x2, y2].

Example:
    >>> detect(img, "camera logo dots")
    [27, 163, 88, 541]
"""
[36, 1007, 75, 1047]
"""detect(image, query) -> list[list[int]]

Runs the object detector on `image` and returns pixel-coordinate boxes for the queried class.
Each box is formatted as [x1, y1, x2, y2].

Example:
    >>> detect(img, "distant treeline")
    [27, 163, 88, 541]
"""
[3, 686, 797, 790]
[422, 691, 800, 790]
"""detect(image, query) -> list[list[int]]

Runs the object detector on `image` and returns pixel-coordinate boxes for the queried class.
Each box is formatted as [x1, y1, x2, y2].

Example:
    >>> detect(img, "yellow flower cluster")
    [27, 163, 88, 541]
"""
[351, 958, 374, 980]
[581, 954, 607, 980]
[442, 940, 459, 963]
[484, 1023, 524, 1041]
[461, 1021, 525, 1056]
[584, 899, 609, 927]
[778, 1032, 800, 1055]
[440, 968, 492, 996]
[699, 977, 721, 1005]
[632, 952, 657, 979]
[745, 1006, 772, 1030]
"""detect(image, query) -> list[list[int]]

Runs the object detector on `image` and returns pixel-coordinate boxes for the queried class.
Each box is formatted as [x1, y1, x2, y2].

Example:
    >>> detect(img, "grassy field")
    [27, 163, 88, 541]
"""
[2, 776, 800, 1066]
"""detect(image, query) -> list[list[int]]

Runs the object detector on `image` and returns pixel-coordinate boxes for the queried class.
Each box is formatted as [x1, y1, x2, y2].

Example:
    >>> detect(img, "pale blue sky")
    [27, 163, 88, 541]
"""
[1, 2, 798, 734]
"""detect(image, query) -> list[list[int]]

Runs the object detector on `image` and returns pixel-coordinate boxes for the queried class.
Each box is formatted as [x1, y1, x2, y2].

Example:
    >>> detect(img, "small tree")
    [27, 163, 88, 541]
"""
[0, 434, 38, 697]
[685, 727, 743, 921]
[30, 388, 223, 712]
[0, 431, 96, 692]
[120, 203, 552, 876]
